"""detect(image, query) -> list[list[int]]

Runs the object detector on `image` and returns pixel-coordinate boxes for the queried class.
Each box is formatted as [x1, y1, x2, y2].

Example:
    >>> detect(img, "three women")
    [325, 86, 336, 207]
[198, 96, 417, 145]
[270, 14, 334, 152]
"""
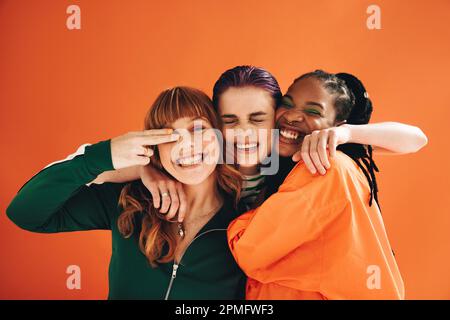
[7, 66, 427, 299]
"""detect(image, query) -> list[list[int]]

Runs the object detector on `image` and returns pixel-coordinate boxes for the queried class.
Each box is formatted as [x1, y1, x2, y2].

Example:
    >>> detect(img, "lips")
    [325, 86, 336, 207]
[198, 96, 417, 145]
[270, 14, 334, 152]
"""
[175, 153, 205, 167]
[235, 142, 258, 153]
[277, 122, 307, 145]
[280, 128, 299, 140]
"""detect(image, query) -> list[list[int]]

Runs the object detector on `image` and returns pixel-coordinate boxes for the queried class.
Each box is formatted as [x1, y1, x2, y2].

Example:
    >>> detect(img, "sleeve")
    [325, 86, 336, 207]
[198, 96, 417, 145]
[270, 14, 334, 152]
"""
[227, 160, 350, 284]
[6, 140, 121, 233]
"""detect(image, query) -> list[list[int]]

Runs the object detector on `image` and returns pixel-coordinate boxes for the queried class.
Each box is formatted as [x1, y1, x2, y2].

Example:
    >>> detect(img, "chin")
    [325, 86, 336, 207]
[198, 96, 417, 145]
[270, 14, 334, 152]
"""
[277, 143, 296, 158]
[172, 164, 215, 185]
[237, 157, 260, 167]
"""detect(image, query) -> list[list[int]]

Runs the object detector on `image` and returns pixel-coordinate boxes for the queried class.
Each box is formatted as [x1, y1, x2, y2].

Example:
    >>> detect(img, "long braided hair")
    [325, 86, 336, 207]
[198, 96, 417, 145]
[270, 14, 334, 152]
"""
[294, 70, 380, 208]
[335, 73, 380, 208]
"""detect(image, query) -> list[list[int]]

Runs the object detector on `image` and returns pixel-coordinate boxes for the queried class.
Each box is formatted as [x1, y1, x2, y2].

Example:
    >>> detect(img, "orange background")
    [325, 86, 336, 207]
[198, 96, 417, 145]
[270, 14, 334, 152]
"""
[1, 0, 449, 299]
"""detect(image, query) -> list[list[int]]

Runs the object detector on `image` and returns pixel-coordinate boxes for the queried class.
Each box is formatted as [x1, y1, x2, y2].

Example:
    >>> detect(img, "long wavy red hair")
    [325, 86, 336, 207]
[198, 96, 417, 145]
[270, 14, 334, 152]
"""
[117, 87, 242, 267]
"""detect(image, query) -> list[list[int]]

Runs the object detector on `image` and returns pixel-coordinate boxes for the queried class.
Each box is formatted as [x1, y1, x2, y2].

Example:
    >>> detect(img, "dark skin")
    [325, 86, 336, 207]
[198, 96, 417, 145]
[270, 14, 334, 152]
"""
[275, 77, 345, 158]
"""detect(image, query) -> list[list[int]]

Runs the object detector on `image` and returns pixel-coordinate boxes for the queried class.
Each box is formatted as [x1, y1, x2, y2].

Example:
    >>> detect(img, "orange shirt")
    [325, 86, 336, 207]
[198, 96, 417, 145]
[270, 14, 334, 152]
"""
[228, 151, 405, 300]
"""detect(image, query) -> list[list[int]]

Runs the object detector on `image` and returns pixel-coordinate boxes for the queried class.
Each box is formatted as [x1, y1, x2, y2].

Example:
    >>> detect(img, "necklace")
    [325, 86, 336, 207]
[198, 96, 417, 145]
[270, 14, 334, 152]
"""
[177, 199, 224, 239]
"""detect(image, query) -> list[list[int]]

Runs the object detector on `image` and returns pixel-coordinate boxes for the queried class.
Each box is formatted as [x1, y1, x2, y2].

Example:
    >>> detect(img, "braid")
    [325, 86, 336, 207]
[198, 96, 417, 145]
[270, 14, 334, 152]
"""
[335, 73, 380, 209]
[338, 144, 380, 207]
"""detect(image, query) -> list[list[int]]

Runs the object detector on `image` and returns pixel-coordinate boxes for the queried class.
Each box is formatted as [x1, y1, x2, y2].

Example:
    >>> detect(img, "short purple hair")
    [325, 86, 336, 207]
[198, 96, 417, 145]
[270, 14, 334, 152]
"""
[212, 65, 282, 110]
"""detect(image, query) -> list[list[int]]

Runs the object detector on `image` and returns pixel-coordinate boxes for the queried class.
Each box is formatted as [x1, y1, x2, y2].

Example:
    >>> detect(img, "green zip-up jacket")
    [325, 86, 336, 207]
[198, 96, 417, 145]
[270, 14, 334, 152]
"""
[6, 140, 246, 300]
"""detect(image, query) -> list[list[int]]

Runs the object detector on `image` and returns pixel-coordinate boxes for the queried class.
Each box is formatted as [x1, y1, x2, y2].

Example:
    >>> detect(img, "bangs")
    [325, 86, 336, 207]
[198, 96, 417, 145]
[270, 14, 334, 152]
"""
[146, 87, 216, 129]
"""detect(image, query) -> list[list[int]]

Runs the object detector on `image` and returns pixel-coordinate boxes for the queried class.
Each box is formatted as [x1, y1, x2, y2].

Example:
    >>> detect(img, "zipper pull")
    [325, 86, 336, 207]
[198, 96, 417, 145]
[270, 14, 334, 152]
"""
[164, 263, 179, 300]
[171, 263, 179, 278]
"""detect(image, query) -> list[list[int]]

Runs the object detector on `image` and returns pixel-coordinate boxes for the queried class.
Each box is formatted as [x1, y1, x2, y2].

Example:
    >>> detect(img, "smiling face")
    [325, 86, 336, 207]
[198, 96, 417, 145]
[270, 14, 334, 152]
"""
[276, 77, 339, 157]
[158, 117, 220, 185]
[219, 86, 275, 171]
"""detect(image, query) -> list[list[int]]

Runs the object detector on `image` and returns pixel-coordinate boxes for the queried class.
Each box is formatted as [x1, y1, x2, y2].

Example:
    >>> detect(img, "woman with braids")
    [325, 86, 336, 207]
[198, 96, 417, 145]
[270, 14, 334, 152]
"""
[7, 87, 247, 299]
[228, 70, 406, 299]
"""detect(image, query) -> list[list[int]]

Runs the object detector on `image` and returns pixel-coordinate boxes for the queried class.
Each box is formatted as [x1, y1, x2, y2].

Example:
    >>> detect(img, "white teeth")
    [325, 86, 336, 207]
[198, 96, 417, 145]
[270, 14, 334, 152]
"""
[280, 129, 299, 140]
[236, 143, 258, 150]
[177, 154, 202, 166]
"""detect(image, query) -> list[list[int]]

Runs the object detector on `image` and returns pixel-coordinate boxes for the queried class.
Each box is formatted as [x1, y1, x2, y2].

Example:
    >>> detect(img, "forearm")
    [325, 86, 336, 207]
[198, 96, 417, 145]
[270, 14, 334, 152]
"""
[6, 140, 115, 231]
[91, 165, 141, 184]
[345, 122, 428, 154]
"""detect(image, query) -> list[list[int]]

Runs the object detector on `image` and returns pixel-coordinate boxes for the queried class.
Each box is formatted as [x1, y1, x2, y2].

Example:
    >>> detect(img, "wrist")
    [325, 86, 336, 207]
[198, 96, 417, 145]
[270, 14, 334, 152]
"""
[84, 140, 115, 175]
[340, 124, 354, 144]
[139, 164, 153, 178]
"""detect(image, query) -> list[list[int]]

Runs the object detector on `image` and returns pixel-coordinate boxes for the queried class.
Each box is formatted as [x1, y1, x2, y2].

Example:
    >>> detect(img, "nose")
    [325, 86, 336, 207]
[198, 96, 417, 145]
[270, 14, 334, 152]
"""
[283, 109, 305, 124]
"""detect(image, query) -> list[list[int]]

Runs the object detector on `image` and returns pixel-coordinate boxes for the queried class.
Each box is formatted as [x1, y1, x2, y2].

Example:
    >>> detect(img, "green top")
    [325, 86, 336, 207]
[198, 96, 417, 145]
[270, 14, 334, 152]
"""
[6, 140, 246, 300]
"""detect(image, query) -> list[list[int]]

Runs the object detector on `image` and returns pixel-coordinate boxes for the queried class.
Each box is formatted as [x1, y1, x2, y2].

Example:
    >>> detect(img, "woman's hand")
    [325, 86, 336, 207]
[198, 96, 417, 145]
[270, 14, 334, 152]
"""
[110, 129, 179, 169]
[139, 165, 187, 223]
[292, 126, 351, 175]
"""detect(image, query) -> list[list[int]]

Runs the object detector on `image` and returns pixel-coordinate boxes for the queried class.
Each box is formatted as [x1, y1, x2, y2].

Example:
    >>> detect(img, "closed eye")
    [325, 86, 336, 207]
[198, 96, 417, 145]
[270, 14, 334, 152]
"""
[250, 118, 266, 123]
[305, 108, 322, 116]
[193, 125, 206, 132]
[222, 119, 238, 125]
[281, 97, 294, 109]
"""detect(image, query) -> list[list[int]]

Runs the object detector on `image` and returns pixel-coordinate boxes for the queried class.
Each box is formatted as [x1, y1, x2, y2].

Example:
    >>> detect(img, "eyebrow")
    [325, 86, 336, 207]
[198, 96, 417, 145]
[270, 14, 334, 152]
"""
[169, 117, 205, 130]
[249, 111, 267, 117]
[221, 114, 238, 119]
[284, 95, 324, 110]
